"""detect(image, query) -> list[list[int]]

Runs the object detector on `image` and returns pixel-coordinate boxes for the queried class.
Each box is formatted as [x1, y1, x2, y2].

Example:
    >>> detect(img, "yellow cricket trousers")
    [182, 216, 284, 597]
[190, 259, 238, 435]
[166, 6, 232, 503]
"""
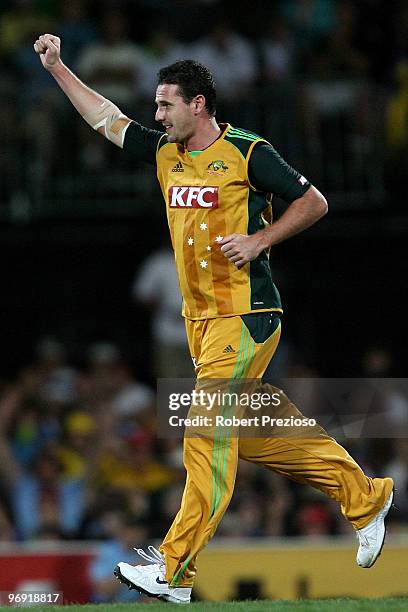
[160, 313, 393, 587]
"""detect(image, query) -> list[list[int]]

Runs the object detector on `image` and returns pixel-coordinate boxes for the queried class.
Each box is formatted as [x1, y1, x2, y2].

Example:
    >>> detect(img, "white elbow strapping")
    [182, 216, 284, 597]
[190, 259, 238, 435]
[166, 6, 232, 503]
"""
[83, 99, 129, 147]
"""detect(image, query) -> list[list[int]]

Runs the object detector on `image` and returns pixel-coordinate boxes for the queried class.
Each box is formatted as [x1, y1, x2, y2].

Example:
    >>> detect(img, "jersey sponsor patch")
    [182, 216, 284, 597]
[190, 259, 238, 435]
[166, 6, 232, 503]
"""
[169, 186, 219, 209]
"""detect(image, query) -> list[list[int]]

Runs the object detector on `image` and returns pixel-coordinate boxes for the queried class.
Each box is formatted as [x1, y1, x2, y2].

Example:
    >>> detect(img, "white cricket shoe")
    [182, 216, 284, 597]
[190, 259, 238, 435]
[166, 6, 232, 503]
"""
[356, 488, 394, 568]
[114, 545, 191, 604]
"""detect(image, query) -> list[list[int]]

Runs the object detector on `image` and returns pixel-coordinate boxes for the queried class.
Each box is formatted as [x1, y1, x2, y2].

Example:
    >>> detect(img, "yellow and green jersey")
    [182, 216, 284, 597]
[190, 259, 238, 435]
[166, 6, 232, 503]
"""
[124, 122, 310, 320]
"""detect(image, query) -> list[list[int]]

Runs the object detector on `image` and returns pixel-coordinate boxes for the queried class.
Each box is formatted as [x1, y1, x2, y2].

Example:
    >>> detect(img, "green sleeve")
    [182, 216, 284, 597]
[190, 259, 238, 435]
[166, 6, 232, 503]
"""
[123, 121, 167, 165]
[248, 142, 311, 203]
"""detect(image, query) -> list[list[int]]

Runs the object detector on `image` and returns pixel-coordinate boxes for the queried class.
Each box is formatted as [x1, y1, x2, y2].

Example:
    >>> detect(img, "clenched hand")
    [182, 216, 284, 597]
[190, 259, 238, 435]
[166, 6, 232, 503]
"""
[33, 34, 61, 70]
[220, 233, 267, 269]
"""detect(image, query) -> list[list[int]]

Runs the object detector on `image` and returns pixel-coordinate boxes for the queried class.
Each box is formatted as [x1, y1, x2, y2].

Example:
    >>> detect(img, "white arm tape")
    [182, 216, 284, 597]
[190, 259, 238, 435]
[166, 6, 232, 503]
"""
[83, 99, 131, 148]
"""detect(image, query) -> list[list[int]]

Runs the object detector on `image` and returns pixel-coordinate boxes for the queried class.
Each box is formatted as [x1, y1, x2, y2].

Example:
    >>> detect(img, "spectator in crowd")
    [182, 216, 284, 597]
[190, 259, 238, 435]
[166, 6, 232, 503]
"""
[57, 411, 98, 479]
[83, 341, 124, 404]
[260, 16, 296, 84]
[258, 14, 299, 169]
[110, 359, 155, 428]
[132, 243, 192, 379]
[90, 513, 147, 603]
[57, 0, 97, 69]
[83, 341, 155, 436]
[33, 337, 78, 406]
[308, 1, 368, 79]
[75, 8, 146, 170]
[154, 482, 185, 537]
[359, 348, 408, 438]
[192, 21, 257, 123]
[263, 473, 293, 537]
[218, 461, 273, 538]
[139, 28, 187, 101]
[12, 23, 61, 179]
[300, 2, 371, 190]
[296, 502, 333, 536]
[76, 9, 145, 110]
[94, 429, 177, 496]
[0, 348, 71, 470]
[280, 0, 337, 52]
[0, 439, 85, 540]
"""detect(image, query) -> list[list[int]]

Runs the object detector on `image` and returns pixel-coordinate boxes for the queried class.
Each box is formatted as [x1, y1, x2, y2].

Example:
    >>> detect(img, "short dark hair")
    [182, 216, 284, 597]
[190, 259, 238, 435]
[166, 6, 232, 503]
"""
[157, 60, 217, 116]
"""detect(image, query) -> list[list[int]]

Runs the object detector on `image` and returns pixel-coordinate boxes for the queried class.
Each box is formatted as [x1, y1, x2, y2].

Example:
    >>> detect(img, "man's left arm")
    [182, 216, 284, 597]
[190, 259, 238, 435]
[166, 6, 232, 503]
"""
[220, 143, 328, 268]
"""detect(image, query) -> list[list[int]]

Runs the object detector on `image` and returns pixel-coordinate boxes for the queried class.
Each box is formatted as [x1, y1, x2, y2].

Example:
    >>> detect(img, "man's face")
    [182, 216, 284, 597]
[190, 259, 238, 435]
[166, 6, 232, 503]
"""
[155, 84, 196, 144]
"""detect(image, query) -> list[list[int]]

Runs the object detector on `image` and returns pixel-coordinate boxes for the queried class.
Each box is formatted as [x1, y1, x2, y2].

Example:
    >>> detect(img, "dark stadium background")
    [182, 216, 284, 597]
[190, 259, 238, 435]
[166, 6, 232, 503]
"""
[0, 0, 407, 604]
[2, 215, 407, 378]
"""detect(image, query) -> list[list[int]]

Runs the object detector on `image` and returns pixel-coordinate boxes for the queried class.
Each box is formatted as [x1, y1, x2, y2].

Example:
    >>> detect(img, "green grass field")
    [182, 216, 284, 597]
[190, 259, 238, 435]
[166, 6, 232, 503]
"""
[1, 599, 407, 612]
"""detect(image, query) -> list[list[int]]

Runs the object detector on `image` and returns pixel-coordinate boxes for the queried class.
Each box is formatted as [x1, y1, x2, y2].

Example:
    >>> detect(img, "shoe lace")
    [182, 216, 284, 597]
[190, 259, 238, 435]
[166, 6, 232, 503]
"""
[134, 545, 165, 566]
[356, 532, 371, 547]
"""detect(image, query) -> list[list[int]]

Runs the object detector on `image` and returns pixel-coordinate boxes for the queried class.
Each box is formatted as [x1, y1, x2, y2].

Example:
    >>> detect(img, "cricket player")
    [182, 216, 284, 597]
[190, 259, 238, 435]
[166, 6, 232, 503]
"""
[34, 34, 394, 605]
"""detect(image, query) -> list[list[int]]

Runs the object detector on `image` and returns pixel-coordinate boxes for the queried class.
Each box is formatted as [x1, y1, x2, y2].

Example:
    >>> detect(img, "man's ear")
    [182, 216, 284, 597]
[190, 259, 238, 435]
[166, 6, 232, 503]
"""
[193, 94, 206, 114]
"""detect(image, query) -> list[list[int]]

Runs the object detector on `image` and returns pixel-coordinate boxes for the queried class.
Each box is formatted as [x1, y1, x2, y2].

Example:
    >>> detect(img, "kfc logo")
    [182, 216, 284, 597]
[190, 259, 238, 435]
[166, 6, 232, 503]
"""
[169, 186, 219, 209]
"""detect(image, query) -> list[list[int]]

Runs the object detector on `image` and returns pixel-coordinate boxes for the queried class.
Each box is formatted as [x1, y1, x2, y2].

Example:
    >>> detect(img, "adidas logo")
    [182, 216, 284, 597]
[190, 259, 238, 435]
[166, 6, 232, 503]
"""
[223, 345, 235, 353]
[172, 161, 184, 173]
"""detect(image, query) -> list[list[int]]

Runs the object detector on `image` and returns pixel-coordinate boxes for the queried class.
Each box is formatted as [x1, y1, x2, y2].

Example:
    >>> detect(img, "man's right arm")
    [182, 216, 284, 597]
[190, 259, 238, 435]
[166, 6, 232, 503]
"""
[34, 33, 163, 161]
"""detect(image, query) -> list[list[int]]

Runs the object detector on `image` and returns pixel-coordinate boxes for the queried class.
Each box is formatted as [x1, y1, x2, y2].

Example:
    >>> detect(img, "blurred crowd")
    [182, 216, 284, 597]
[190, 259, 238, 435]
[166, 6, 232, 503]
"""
[0, 0, 406, 206]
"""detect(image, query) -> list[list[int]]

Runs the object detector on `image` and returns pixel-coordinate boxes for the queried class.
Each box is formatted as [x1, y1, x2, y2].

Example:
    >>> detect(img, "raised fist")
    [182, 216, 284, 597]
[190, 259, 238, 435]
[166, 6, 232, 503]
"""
[33, 34, 61, 70]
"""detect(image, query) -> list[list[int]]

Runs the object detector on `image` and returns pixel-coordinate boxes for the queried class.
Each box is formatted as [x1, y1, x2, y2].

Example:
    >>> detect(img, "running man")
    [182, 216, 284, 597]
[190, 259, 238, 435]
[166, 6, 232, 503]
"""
[34, 34, 394, 605]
